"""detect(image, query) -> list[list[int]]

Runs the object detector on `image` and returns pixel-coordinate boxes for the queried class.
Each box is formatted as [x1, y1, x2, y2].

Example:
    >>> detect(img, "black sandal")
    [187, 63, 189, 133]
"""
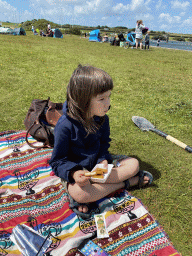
[68, 195, 100, 220]
[138, 170, 153, 188]
[124, 179, 130, 190]
[124, 170, 153, 190]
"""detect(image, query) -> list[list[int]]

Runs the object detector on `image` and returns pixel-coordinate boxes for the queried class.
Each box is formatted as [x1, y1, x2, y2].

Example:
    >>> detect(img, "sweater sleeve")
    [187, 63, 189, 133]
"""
[49, 120, 83, 182]
[97, 116, 112, 164]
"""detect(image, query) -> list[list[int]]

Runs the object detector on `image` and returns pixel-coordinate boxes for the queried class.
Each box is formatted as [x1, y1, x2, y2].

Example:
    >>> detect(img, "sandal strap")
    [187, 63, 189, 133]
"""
[68, 194, 100, 220]
[138, 171, 144, 188]
[124, 179, 130, 190]
[138, 170, 153, 188]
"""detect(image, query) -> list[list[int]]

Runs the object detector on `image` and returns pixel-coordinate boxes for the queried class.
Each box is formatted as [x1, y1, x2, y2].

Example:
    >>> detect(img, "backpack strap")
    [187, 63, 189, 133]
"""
[25, 121, 51, 148]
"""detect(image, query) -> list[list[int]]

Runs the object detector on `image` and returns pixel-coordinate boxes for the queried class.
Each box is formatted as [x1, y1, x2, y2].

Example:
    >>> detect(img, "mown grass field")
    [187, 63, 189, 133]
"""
[0, 31, 192, 255]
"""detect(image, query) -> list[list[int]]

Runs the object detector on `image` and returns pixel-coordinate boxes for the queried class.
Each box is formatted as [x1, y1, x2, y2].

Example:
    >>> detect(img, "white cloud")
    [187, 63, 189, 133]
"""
[45, 0, 56, 4]
[45, 7, 59, 15]
[28, 0, 73, 20]
[174, 16, 181, 23]
[74, 0, 111, 15]
[21, 10, 33, 22]
[130, 0, 151, 12]
[74, 5, 86, 14]
[112, 3, 130, 14]
[112, 0, 151, 14]
[145, 0, 152, 5]
[159, 13, 181, 23]
[156, 0, 162, 9]
[131, 0, 145, 11]
[32, 0, 79, 5]
[182, 16, 192, 26]
[0, 0, 18, 22]
[160, 24, 169, 30]
[159, 13, 172, 22]
[0, 0, 16, 11]
[171, 0, 190, 10]
[143, 13, 154, 21]
[180, 12, 186, 16]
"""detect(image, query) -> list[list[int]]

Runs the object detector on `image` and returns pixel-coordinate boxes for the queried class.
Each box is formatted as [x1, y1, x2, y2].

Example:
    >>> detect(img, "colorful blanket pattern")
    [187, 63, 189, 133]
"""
[0, 130, 181, 256]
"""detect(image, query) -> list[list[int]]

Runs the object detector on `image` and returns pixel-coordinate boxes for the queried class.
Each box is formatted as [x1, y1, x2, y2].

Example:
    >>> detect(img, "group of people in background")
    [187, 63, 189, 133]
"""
[31, 23, 53, 37]
[31, 21, 159, 50]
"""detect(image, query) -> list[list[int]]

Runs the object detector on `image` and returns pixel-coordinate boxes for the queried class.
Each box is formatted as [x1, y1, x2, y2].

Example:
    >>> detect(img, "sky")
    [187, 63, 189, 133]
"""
[0, 0, 192, 34]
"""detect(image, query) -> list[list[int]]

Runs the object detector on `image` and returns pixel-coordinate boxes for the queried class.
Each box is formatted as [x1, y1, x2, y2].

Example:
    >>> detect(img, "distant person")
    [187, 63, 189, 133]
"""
[144, 31, 150, 50]
[48, 24, 51, 30]
[46, 28, 53, 37]
[31, 25, 34, 32]
[114, 34, 120, 46]
[110, 35, 116, 46]
[33, 29, 38, 35]
[102, 33, 108, 42]
[40, 30, 46, 37]
[135, 20, 145, 49]
[157, 38, 160, 47]
[118, 32, 125, 42]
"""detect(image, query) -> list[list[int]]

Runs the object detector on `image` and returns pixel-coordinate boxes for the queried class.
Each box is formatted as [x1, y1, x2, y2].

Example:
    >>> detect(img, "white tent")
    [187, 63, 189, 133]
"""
[0, 27, 14, 34]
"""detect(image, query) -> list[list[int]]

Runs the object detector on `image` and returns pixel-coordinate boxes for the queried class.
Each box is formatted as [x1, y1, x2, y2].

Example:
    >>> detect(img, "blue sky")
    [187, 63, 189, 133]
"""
[0, 0, 192, 34]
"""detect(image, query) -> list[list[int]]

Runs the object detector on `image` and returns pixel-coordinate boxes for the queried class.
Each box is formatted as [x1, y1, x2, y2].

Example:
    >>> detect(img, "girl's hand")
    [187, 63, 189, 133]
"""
[72, 170, 90, 187]
[98, 160, 108, 169]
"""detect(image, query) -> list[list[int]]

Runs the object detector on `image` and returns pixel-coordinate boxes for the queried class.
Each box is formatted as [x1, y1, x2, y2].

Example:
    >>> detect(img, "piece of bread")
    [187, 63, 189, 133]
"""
[94, 168, 108, 174]
[92, 174, 104, 179]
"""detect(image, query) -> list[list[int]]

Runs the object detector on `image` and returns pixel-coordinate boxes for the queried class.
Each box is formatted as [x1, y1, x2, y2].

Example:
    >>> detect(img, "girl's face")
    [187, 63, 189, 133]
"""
[89, 90, 111, 117]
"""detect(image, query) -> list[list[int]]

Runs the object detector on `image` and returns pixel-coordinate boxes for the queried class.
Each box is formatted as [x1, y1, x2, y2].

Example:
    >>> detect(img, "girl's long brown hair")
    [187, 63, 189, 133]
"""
[67, 65, 113, 134]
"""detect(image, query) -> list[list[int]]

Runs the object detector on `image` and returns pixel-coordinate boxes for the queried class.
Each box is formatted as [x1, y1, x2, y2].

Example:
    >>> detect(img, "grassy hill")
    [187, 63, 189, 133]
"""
[0, 30, 192, 255]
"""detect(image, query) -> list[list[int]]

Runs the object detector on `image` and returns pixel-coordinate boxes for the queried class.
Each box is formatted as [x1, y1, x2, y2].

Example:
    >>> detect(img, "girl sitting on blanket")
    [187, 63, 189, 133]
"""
[49, 65, 153, 219]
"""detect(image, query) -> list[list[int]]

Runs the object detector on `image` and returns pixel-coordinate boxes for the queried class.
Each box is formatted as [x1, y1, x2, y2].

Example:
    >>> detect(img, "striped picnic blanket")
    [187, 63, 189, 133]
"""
[0, 130, 181, 256]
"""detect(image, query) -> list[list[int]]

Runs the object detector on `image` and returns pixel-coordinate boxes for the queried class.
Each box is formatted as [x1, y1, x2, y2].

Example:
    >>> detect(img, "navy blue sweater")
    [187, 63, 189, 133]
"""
[49, 102, 112, 182]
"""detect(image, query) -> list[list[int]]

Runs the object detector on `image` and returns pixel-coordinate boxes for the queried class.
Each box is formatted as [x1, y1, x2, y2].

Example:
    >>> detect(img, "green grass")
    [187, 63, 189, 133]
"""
[0, 31, 192, 255]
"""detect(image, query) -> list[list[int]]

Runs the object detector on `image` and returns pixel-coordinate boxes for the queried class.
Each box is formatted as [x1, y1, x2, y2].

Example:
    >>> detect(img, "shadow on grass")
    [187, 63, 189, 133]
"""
[129, 155, 161, 190]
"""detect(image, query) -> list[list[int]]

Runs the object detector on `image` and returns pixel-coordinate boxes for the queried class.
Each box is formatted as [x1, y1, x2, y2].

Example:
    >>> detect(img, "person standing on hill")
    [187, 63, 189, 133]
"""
[135, 20, 145, 49]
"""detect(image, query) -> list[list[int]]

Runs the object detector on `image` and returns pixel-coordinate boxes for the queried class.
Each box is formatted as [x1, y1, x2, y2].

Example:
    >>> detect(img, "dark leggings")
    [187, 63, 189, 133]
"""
[145, 42, 149, 49]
